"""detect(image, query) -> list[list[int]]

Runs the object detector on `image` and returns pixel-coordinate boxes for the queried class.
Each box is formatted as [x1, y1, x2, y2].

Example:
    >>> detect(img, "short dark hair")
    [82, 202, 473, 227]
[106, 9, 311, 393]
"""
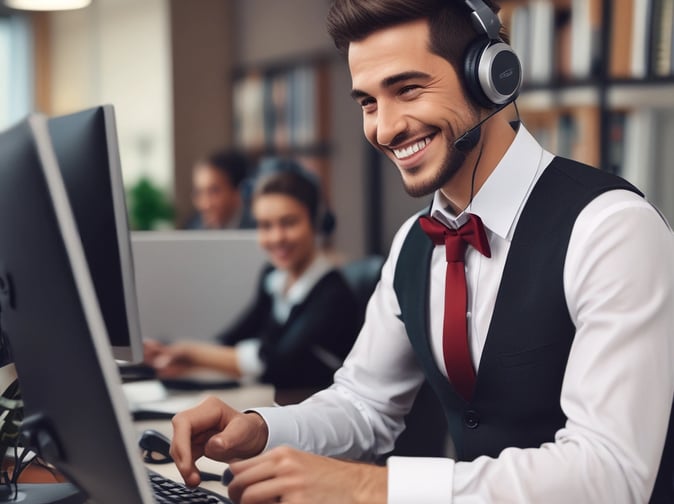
[326, 0, 505, 70]
[252, 159, 320, 225]
[202, 149, 250, 189]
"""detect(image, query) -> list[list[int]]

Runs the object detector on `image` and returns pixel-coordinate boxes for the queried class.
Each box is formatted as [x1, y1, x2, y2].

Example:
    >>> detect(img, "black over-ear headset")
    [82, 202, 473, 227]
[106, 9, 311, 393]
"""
[461, 0, 522, 109]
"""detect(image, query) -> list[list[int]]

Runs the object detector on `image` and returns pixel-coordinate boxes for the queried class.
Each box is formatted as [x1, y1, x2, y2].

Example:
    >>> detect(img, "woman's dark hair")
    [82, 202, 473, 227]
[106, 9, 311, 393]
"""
[252, 158, 321, 227]
[326, 0, 506, 70]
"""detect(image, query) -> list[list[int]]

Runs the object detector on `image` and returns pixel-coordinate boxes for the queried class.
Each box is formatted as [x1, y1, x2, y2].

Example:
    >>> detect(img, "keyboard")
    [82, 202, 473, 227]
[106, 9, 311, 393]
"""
[148, 470, 233, 503]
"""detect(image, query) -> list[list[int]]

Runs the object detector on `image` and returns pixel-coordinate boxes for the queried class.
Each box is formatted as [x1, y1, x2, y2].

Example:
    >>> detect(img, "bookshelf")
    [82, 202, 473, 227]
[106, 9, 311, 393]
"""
[500, 0, 674, 218]
[232, 56, 332, 158]
[231, 54, 337, 240]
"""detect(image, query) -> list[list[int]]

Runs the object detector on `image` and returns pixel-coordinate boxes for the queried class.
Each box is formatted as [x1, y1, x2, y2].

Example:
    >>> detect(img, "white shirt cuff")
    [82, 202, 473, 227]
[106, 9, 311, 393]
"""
[246, 405, 297, 452]
[387, 456, 454, 504]
[234, 339, 264, 380]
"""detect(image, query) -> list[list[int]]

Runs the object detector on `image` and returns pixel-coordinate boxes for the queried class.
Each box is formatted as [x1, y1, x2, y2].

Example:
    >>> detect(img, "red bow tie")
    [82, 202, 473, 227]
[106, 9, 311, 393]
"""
[418, 213, 491, 401]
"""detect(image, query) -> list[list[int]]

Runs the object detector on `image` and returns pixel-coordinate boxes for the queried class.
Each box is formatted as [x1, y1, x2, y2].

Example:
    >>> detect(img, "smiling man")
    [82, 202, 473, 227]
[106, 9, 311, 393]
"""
[169, 1, 674, 503]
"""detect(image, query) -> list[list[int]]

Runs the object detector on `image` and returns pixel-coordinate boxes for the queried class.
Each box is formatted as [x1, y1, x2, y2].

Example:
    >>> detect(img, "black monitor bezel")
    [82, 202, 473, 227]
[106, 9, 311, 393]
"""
[47, 105, 143, 363]
[0, 114, 154, 503]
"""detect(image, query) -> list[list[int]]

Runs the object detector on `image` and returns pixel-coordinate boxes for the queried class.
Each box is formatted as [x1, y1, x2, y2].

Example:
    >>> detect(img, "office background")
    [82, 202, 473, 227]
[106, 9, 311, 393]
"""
[1, 0, 673, 261]
[0, 0, 423, 262]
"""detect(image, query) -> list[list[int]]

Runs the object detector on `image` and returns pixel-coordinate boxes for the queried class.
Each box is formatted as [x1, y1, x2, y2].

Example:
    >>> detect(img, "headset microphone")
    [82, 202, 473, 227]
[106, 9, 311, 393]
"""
[453, 102, 508, 152]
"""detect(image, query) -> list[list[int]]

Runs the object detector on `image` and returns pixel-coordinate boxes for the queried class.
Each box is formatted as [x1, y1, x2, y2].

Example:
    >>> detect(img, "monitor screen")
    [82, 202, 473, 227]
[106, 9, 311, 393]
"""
[47, 105, 142, 362]
[0, 114, 155, 503]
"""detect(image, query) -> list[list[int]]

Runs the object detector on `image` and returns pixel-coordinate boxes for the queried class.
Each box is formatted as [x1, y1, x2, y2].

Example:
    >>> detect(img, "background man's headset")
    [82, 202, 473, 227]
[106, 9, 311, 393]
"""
[454, 0, 523, 151]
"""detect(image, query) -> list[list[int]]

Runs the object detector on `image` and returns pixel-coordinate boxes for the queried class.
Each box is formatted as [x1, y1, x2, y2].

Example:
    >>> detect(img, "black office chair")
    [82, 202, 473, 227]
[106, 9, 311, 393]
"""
[340, 256, 449, 459]
[340, 256, 384, 326]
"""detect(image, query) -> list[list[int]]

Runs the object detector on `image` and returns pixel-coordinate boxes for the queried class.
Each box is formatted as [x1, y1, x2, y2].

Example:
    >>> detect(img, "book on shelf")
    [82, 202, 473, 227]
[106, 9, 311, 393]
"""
[529, 0, 555, 84]
[265, 72, 289, 149]
[570, 0, 603, 80]
[609, 0, 635, 78]
[607, 110, 627, 175]
[232, 63, 325, 154]
[630, 0, 654, 78]
[649, 0, 674, 77]
[651, 109, 674, 221]
[554, 7, 573, 81]
[233, 72, 265, 150]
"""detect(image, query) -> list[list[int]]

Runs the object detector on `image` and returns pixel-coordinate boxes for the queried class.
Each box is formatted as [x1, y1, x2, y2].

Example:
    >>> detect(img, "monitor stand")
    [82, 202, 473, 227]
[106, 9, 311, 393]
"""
[0, 415, 87, 504]
[0, 281, 85, 504]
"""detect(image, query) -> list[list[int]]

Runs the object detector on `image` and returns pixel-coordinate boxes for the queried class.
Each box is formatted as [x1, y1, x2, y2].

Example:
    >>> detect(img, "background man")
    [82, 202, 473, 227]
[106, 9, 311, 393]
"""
[185, 148, 254, 230]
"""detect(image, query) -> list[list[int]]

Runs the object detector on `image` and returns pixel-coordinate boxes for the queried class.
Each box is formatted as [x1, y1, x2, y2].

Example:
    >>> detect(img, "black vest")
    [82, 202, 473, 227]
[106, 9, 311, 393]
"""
[393, 157, 674, 502]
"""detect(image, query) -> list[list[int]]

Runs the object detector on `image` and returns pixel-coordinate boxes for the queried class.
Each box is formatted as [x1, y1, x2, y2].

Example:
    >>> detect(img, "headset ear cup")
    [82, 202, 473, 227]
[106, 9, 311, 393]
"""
[464, 39, 522, 109]
[320, 208, 336, 236]
[463, 37, 498, 109]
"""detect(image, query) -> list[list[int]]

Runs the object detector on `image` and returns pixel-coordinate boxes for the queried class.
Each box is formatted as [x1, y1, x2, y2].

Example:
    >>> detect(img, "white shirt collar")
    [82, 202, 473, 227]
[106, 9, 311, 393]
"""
[430, 124, 552, 241]
[265, 254, 334, 323]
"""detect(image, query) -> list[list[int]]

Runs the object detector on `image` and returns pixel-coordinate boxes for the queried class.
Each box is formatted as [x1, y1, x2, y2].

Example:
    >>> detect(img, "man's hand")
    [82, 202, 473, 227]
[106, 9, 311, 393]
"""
[227, 445, 387, 504]
[170, 396, 269, 487]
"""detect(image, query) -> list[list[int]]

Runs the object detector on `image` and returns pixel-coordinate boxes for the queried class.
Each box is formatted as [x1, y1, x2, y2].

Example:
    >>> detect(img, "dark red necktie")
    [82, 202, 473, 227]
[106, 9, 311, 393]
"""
[419, 213, 491, 401]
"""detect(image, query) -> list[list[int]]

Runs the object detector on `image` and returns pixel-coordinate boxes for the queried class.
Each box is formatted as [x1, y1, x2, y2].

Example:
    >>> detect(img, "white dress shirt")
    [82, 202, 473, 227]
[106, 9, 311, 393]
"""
[253, 125, 674, 503]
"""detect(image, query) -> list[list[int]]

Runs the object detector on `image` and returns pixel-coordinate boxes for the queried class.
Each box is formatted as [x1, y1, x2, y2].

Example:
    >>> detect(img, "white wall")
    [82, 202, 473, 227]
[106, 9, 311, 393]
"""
[47, 0, 173, 192]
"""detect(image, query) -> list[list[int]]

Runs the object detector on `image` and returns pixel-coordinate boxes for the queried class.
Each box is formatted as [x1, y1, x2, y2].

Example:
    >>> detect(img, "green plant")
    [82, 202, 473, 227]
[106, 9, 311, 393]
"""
[126, 176, 175, 231]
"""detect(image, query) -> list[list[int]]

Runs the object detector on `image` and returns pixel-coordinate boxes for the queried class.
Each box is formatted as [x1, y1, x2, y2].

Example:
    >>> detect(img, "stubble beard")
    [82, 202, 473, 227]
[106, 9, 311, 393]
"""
[400, 136, 468, 198]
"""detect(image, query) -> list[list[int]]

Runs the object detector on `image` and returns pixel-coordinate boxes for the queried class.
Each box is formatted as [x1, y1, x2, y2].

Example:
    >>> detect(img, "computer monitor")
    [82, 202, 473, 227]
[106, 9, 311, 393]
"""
[0, 114, 155, 503]
[47, 105, 142, 362]
[131, 230, 266, 344]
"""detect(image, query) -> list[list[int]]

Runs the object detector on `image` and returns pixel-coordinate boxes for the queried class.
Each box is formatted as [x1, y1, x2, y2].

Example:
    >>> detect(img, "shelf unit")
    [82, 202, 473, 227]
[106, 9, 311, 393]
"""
[231, 54, 333, 179]
[500, 0, 674, 204]
[230, 53, 338, 243]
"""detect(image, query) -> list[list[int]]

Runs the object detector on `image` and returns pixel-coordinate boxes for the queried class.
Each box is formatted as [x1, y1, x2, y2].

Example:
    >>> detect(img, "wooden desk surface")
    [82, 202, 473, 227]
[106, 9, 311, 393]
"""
[136, 383, 275, 498]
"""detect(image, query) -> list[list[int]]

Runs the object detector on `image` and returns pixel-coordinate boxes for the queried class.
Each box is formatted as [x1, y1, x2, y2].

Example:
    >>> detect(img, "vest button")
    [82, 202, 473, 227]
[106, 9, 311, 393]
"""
[464, 410, 480, 429]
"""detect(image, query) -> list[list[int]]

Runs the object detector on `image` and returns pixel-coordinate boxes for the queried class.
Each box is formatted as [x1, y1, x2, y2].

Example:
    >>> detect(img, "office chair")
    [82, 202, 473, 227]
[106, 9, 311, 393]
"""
[340, 255, 384, 326]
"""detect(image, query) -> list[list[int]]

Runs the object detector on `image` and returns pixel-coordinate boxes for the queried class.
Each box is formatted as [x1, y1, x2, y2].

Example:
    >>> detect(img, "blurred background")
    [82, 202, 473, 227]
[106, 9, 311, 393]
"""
[1, 0, 673, 261]
[0, 0, 407, 262]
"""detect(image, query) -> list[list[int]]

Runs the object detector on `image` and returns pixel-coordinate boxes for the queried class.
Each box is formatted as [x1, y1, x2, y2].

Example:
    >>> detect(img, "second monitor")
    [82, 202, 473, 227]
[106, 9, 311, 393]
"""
[47, 105, 143, 362]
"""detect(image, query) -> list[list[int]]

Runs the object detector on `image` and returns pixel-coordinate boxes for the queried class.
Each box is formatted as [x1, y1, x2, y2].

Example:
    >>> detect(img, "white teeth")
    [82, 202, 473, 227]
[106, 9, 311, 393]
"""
[393, 137, 430, 159]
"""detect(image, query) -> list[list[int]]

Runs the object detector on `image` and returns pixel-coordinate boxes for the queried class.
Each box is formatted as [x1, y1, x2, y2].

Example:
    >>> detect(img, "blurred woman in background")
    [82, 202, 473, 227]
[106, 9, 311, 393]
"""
[144, 160, 360, 403]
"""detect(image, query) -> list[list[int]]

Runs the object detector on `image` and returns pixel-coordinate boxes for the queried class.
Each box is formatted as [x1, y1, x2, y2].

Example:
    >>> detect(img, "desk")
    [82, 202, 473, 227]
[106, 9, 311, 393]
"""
[135, 383, 275, 498]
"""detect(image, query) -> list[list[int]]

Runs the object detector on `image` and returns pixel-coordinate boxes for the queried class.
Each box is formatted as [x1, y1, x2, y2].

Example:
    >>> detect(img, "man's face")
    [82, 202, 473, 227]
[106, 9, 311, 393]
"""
[191, 163, 240, 229]
[348, 19, 479, 197]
